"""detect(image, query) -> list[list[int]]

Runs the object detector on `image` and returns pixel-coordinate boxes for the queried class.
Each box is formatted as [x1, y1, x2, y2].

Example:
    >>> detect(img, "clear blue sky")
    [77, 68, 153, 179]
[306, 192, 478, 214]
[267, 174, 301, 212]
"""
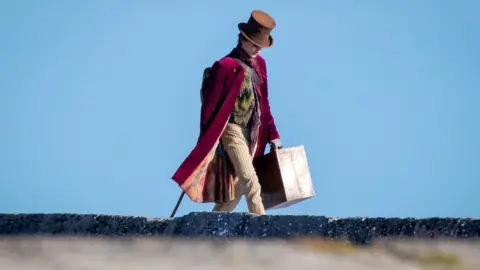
[1, 1, 479, 219]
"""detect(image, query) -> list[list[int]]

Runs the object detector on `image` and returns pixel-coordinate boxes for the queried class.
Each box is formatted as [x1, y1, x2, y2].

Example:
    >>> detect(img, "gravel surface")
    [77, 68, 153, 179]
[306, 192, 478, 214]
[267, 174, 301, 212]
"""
[1, 212, 479, 244]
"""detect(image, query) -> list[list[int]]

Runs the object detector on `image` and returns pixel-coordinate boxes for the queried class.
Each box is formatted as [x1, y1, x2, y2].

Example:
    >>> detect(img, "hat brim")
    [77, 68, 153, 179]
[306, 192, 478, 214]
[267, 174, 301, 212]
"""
[238, 23, 274, 48]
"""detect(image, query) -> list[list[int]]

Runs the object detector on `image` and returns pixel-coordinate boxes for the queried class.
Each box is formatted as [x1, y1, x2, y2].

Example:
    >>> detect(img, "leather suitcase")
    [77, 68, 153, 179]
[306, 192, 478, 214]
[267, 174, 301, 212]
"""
[253, 145, 315, 210]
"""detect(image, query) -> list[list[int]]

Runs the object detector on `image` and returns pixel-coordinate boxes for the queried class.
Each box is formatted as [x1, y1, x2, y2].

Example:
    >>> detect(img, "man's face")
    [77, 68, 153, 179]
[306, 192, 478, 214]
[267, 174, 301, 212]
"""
[241, 40, 262, 58]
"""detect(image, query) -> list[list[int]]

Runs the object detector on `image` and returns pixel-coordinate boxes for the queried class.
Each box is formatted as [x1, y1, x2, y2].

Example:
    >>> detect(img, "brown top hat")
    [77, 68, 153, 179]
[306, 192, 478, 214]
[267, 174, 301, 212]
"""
[238, 10, 276, 48]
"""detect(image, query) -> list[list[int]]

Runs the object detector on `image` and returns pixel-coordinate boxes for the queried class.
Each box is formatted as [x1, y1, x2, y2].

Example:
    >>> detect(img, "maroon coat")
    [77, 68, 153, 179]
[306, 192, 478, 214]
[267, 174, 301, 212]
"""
[171, 52, 280, 203]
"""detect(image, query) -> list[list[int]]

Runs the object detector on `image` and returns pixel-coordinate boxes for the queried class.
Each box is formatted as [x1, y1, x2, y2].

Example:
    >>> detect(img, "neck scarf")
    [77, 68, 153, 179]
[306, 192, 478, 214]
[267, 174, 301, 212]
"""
[227, 44, 264, 85]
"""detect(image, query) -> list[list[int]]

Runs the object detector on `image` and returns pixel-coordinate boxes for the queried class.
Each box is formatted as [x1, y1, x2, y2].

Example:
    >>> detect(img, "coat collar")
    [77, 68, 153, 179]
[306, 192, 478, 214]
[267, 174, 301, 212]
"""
[228, 45, 256, 68]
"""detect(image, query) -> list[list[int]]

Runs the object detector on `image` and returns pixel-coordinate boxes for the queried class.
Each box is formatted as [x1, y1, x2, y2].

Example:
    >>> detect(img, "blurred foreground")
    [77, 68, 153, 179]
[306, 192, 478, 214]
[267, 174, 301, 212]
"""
[1, 236, 479, 270]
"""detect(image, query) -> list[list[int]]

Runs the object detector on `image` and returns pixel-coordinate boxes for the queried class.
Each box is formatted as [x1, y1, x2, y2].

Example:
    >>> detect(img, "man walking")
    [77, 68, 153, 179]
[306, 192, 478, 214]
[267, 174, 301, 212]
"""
[171, 10, 282, 215]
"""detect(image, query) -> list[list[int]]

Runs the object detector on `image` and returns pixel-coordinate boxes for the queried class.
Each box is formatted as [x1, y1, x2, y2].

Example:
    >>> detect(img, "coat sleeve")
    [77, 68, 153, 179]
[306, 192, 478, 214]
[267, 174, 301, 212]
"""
[199, 61, 228, 137]
[261, 61, 281, 146]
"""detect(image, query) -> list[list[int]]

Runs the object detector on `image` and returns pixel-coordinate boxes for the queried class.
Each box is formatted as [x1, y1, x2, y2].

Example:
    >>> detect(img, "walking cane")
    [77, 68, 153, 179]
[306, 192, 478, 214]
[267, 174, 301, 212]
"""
[170, 191, 185, 218]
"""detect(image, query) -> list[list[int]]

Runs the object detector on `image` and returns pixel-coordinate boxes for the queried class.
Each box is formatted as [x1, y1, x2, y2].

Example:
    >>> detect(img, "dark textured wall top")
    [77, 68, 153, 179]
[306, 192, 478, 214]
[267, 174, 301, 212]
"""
[1, 212, 479, 244]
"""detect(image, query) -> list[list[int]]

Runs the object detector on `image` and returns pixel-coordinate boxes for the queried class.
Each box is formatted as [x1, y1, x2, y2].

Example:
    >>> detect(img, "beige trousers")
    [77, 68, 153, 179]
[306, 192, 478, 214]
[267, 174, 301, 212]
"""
[212, 123, 265, 215]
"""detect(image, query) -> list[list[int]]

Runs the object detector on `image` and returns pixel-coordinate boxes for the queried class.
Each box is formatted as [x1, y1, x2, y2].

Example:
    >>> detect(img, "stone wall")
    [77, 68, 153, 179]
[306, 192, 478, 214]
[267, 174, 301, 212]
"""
[1, 212, 479, 244]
